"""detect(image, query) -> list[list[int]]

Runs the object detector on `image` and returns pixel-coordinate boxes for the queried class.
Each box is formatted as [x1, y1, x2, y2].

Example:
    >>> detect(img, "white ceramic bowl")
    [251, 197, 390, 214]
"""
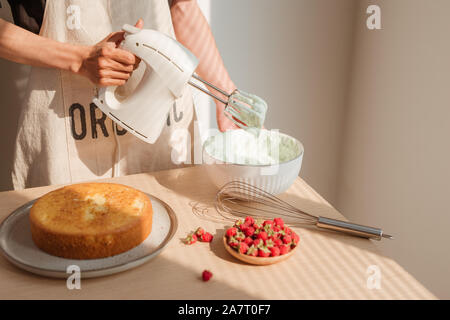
[202, 130, 304, 195]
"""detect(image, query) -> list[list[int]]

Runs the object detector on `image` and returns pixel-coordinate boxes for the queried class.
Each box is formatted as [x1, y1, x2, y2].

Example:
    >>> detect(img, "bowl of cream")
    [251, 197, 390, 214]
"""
[202, 128, 304, 195]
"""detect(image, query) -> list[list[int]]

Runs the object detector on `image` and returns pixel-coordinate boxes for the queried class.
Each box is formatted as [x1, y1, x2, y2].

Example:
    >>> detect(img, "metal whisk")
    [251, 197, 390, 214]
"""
[188, 74, 267, 128]
[215, 181, 393, 241]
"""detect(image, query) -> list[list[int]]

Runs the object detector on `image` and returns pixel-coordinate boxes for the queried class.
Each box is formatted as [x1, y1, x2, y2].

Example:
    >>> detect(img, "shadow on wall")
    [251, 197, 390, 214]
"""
[0, 59, 30, 191]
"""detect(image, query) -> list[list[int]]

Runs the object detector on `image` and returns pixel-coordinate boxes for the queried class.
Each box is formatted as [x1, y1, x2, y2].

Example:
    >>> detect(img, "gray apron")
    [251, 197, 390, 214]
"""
[12, 0, 194, 189]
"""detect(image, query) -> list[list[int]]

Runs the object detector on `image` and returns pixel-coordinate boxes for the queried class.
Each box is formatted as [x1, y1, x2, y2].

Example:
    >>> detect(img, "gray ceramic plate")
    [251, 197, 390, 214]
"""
[0, 194, 177, 278]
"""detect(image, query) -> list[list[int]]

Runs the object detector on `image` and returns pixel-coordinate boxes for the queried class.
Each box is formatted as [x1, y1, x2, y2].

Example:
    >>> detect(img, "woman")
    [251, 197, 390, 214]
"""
[0, 0, 237, 189]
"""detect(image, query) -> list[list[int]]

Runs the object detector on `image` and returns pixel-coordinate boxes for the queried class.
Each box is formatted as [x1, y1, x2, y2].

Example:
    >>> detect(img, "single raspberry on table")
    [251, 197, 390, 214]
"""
[202, 270, 213, 282]
[184, 233, 197, 245]
[269, 246, 281, 257]
[201, 232, 214, 242]
[226, 227, 237, 238]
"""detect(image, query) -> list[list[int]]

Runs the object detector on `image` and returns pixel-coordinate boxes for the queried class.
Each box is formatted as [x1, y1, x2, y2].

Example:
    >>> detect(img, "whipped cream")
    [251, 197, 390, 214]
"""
[204, 129, 301, 165]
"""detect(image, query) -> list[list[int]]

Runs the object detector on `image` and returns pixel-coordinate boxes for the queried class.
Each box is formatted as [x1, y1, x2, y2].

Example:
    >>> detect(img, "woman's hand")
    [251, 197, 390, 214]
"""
[0, 18, 144, 85]
[76, 19, 143, 87]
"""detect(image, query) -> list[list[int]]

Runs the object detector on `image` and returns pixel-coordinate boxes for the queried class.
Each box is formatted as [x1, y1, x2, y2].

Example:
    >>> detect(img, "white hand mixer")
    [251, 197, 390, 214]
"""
[93, 24, 267, 144]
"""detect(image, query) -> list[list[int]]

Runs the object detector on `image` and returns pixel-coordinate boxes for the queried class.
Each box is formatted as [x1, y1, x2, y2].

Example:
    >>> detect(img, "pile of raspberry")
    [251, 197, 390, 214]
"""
[225, 216, 299, 257]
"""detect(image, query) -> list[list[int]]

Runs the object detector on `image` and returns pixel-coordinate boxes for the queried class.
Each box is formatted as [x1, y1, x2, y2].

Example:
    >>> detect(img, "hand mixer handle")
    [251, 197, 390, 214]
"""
[120, 25, 199, 98]
[93, 25, 200, 144]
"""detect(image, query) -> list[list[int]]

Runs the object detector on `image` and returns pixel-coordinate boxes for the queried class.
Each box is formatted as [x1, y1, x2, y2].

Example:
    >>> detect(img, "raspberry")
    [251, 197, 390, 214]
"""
[184, 233, 197, 245]
[273, 217, 284, 228]
[238, 242, 249, 254]
[235, 231, 245, 241]
[258, 246, 271, 257]
[195, 227, 205, 237]
[253, 220, 263, 229]
[269, 233, 278, 240]
[273, 238, 283, 247]
[273, 225, 281, 232]
[263, 220, 274, 228]
[257, 231, 268, 241]
[282, 235, 292, 245]
[201, 232, 214, 242]
[253, 238, 262, 247]
[279, 245, 291, 255]
[246, 245, 258, 257]
[202, 270, 213, 282]
[244, 226, 255, 237]
[245, 216, 255, 225]
[266, 228, 275, 237]
[292, 232, 300, 245]
[228, 236, 239, 248]
[265, 239, 275, 248]
[283, 226, 292, 235]
[226, 227, 237, 238]
[239, 222, 251, 232]
[244, 237, 253, 245]
[269, 246, 281, 257]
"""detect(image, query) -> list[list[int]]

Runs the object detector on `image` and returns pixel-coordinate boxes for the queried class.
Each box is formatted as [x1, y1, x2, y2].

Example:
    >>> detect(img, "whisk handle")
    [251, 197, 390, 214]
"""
[316, 217, 393, 241]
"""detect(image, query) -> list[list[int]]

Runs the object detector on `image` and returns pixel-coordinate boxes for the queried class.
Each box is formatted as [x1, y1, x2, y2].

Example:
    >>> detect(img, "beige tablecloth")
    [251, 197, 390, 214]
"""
[0, 166, 436, 299]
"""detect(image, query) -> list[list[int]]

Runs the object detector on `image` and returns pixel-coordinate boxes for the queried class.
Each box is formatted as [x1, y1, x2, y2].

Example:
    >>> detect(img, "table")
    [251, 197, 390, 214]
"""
[0, 166, 435, 299]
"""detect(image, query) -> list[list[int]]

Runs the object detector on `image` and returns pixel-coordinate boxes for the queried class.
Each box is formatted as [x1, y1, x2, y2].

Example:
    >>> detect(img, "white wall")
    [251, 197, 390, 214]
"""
[209, 0, 356, 204]
[337, 0, 450, 298]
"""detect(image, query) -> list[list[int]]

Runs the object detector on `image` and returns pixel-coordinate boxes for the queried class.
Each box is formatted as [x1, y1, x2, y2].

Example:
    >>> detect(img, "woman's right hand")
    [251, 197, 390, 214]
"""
[76, 19, 143, 87]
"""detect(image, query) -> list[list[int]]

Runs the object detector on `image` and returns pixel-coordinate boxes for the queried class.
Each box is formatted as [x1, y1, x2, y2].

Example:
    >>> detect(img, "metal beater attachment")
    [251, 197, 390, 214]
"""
[188, 74, 267, 128]
[215, 181, 393, 241]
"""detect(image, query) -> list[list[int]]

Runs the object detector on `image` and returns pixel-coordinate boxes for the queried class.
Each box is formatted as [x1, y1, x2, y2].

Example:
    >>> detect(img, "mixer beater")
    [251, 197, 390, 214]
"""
[188, 74, 267, 129]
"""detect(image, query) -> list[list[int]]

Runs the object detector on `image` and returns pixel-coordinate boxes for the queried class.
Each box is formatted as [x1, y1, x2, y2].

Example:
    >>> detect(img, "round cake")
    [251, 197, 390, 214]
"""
[29, 183, 153, 259]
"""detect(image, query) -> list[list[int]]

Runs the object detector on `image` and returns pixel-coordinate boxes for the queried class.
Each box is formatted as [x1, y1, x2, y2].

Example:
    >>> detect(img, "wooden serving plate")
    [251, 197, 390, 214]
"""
[223, 236, 298, 265]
